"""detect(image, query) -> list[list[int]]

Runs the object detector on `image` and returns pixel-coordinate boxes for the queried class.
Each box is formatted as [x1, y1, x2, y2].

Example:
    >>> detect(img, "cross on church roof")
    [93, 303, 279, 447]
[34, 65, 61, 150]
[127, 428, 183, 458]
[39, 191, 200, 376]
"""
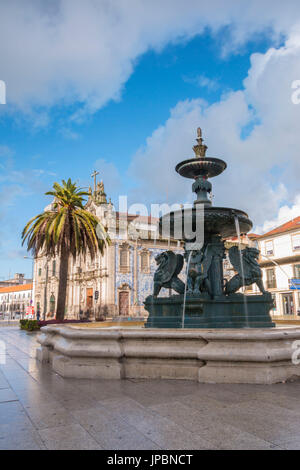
[91, 170, 99, 193]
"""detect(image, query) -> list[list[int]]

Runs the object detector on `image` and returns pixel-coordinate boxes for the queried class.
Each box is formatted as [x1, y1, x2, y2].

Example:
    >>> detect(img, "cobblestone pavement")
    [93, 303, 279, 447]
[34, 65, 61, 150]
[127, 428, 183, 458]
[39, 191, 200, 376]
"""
[0, 325, 300, 450]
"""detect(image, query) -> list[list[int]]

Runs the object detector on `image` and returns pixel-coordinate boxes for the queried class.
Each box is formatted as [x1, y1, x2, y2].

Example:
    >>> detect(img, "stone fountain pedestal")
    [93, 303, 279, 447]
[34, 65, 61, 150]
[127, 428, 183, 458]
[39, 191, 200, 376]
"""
[37, 324, 300, 384]
[145, 293, 275, 328]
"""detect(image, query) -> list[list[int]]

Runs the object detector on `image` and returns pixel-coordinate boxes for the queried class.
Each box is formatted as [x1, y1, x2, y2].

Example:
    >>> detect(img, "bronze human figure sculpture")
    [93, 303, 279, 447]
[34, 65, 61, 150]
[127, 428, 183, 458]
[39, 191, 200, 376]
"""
[186, 247, 213, 297]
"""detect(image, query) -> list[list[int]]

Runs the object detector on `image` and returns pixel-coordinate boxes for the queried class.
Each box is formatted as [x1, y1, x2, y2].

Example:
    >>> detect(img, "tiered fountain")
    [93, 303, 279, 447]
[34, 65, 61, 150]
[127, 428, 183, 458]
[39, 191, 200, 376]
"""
[37, 128, 300, 384]
[145, 128, 274, 328]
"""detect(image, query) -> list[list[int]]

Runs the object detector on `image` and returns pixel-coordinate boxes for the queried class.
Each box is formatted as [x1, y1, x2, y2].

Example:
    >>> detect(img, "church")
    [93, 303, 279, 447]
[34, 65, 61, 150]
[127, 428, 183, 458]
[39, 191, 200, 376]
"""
[33, 176, 178, 320]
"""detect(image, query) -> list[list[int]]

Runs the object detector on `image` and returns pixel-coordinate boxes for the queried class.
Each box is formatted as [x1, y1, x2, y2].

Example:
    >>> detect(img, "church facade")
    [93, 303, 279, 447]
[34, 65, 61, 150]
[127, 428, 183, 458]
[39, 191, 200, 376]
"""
[33, 180, 178, 320]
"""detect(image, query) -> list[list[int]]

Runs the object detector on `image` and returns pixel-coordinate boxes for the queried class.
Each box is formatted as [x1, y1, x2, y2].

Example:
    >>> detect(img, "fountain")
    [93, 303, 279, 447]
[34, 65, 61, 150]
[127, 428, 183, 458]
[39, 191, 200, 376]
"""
[145, 128, 274, 328]
[36, 128, 300, 384]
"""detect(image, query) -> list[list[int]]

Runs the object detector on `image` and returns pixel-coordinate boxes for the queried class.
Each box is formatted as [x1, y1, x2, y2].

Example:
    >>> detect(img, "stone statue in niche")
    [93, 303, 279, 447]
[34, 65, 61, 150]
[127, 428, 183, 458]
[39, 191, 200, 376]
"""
[153, 251, 185, 297]
[225, 246, 267, 295]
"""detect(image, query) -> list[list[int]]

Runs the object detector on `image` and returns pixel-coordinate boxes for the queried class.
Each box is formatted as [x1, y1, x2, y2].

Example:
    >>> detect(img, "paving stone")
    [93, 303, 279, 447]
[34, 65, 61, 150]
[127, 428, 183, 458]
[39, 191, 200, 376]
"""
[38, 424, 102, 450]
[0, 388, 18, 403]
[0, 326, 300, 450]
[150, 401, 279, 450]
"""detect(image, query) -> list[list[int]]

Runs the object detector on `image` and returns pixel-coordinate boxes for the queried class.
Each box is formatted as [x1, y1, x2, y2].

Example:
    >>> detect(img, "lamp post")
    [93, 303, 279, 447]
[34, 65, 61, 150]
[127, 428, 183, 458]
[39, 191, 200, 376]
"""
[24, 255, 34, 319]
[43, 261, 49, 321]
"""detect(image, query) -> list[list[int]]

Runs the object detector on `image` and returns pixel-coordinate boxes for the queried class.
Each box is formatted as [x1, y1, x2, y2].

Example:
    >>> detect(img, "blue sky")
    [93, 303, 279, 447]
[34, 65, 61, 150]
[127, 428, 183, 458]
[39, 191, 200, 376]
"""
[1, 1, 300, 279]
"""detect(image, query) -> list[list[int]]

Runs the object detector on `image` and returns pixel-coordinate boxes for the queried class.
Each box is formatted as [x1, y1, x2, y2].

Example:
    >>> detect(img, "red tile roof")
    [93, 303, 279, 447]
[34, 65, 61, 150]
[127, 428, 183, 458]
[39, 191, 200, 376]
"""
[248, 233, 260, 239]
[257, 216, 300, 239]
[0, 283, 33, 294]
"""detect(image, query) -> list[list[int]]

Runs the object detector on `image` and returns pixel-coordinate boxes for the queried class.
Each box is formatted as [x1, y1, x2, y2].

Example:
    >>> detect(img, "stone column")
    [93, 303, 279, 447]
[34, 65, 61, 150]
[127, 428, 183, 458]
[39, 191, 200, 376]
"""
[208, 237, 225, 297]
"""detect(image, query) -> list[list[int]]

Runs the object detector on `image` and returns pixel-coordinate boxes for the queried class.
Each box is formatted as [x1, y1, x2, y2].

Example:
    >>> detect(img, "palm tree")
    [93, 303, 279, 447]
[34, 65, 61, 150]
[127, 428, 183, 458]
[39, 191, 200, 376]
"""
[22, 179, 110, 321]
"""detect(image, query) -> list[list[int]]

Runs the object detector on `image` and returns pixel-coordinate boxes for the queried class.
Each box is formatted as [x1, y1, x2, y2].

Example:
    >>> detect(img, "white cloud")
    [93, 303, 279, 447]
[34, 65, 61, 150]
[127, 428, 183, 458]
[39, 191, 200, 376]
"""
[1, 0, 300, 118]
[1, 1, 300, 232]
[183, 74, 219, 91]
[256, 194, 300, 234]
[129, 31, 300, 227]
[93, 158, 122, 199]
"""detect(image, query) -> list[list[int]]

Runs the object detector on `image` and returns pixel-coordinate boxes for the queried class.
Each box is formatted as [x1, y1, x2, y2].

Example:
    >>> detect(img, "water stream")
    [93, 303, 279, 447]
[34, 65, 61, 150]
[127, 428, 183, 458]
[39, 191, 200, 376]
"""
[182, 250, 192, 328]
[233, 215, 249, 326]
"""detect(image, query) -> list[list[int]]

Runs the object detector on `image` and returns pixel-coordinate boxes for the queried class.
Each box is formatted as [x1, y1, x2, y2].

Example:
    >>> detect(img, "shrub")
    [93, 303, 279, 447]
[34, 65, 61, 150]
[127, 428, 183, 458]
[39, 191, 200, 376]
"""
[19, 319, 40, 331]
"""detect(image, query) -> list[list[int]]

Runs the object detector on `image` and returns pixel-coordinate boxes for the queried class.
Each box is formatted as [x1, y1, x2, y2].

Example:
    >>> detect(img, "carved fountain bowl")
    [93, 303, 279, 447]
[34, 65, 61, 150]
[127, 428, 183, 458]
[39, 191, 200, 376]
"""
[159, 206, 253, 241]
[175, 157, 227, 179]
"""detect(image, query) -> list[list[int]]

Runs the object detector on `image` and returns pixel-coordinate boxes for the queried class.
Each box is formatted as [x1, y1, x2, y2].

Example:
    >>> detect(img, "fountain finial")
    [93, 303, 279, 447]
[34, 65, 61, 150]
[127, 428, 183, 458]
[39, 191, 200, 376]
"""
[193, 127, 208, 158]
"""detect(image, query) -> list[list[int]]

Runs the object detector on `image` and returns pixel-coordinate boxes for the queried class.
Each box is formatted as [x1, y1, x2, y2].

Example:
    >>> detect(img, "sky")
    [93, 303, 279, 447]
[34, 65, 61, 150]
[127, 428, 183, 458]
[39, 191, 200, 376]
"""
[1, 0, 300, 279]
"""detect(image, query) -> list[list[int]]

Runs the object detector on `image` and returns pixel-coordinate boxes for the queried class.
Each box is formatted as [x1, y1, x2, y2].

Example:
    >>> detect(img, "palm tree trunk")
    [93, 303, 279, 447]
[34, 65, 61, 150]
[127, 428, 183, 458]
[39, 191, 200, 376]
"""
[56, 246, 69, 321]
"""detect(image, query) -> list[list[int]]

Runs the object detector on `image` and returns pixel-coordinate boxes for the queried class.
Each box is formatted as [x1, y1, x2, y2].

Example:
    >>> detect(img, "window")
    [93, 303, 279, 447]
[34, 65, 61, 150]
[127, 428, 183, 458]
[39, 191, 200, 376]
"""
[294, 264, 300, 279]
[266, 268, 277, 289]
[120, 250, 127, 267]
[49, 294, 55, 314]
[38, 268, 42, 276]
[265, 240, 274, 256]
[292, 234, 300, 251]
[140, 251, 149, 272]
[297, 294, 300, 316]
[282, 293, 294, 316]
[52, 260, 56, 276]
[119, 246, 129, 272]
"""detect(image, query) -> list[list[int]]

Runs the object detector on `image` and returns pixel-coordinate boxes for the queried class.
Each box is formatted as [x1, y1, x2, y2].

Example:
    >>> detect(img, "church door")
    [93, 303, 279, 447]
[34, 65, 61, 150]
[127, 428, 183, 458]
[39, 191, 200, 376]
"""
[119, 291, 129, 316]
[86, 288, 93, 310]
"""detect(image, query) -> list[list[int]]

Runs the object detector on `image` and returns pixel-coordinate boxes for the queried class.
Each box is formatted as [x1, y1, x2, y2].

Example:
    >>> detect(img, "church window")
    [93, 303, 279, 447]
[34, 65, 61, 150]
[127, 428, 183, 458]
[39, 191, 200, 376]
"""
[119, 246, 129, 272]
[49, 294, 55, 314]
[141, 251, 150, 272]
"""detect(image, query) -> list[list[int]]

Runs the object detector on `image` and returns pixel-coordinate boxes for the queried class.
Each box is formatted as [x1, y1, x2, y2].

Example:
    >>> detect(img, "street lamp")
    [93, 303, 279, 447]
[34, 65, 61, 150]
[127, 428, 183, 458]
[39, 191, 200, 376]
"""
[24, 255, 34, 319]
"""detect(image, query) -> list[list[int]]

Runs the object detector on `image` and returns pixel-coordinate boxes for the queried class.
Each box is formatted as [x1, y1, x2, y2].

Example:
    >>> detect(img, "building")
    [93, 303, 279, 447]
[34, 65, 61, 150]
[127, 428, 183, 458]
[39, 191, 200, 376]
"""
[33, 180, 178, 320]
[252, 217, 300, 318]
[0, 283, 33, 318]
[0, 273, 32, 288]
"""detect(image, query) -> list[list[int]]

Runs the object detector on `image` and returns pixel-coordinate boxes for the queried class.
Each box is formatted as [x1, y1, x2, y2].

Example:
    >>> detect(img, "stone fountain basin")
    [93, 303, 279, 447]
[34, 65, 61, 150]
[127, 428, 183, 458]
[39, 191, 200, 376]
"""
[175, 157, 227, 179]
[159, 206, 253, 240]
[37, 324, 300, 384]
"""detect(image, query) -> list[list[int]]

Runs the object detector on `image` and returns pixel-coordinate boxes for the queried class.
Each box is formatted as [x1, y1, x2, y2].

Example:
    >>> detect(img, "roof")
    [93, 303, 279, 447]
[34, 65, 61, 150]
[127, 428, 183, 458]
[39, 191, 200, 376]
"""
[257, 216, 300, 239]
[248, 233, 260, 239]
[0, 283, 33, 294]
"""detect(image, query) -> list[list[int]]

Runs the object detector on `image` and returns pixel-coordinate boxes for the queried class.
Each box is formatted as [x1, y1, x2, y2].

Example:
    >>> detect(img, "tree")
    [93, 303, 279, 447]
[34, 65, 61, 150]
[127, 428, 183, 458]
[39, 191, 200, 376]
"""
[22, 179, 110, 321]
